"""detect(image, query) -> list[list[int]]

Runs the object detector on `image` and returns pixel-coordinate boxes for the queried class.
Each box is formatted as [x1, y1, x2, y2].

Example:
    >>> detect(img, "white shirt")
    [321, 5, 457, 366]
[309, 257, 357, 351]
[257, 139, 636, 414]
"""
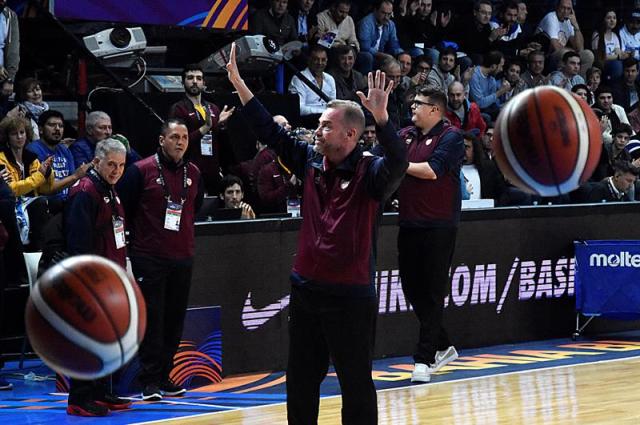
[591, 31, 621, 57]
[619, 25, 640, 60]
[288, 68, 337, 116]
[489, 21, 522, 42]
[536, 11, 575, 47]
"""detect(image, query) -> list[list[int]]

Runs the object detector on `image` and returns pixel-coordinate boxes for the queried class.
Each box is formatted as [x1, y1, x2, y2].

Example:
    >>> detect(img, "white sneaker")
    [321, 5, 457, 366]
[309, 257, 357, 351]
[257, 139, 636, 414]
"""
[431, 346, 458, 373]
[411, 363, 431, 383]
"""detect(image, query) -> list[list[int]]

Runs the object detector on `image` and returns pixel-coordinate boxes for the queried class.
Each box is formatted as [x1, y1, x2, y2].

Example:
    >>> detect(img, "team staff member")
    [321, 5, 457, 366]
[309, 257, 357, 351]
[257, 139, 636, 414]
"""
[118, 119, 204, 401]
[226, 43, 408, 424]
[64, 139, 132, 416]
[398, 87, 464, 383]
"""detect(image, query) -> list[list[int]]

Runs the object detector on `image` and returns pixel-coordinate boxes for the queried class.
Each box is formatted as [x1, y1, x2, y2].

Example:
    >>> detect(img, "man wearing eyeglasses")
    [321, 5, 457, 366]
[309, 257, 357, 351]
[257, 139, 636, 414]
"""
[397, 87, 464, 384]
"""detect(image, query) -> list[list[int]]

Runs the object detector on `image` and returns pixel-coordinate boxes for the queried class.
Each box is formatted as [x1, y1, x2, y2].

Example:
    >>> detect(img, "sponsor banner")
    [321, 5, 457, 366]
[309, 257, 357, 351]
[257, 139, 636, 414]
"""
[52, 0, 248, 30]
[575, 241, 640, 318]
[191, 205, 640, 375]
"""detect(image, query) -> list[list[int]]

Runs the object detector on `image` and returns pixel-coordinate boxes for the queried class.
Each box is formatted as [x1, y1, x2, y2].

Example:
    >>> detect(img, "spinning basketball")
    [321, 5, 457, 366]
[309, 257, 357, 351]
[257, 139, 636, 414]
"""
[25, 255, 146, 380]
[493, 86, 602, 196]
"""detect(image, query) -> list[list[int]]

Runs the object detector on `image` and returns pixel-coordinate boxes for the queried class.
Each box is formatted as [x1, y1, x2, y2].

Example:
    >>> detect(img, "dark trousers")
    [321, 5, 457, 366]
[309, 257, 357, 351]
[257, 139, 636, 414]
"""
[286, 285, 378, 425]
[398, 226, 457, 364]
[131, 255, 193, 385]
[68, 378, 108, 404]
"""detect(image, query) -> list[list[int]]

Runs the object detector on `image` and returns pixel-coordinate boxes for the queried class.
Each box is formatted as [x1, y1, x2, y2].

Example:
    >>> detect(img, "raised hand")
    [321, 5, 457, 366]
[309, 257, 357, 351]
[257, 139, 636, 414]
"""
[219, 105, 236, 125]
[226, 42, 241, 85]
[356, 70, 393, 126]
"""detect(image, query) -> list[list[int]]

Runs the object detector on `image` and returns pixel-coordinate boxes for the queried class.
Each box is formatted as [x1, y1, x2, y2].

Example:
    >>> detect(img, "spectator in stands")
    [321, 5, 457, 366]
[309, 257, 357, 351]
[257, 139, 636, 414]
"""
[0, 1, 18, 98]
[289, 45, 336, 128]
[587, 66, 602, 93]
[469, 50, 510, 121]
[453, 0, 502, 65]
[220, 174, 256, 219]
[16, 78, 47, 139]
[572, 83, 593, 105]
[619, 9, 640, 62]
[500, 60, 527, 102]
[25, 110, 90, 211]
[117, 118, 204, 402]
[586, 160, 638, 203]
[592, 8, 627, 83]
[251, 0, 298, 47]
[461, 131, 505, 202]
[64, 139, 131, 417]
[398, 52, 412, 79]
[536, 0, 594, 76]
[380, 57, 409, 128]
[290, 0, 318, 46]
[604, 124, 634, 176]
[70, 111, 137, 168]
[445, 81, 486, 137]
[611, 58, 640, 113]
[360, 117, 377, 151]
[521, 50, 547, 89]
[515, 0, 534, 39]
[409, 55, 432, 88]
[594, 85, 631, 144]
[356, 0, 404, 74]
[316, 0, 359, 51]
[169, 63, 234, 195]
[628, 98, 640, 134]
[328, 44, 366, 102]
[425, 46, 455, 94]
[549, 51, 586, 91]
[396, 0, 441, 61]
[482, 123, 494, 159]
[0, 116, 53, 251]
[490, 1, 541, 60]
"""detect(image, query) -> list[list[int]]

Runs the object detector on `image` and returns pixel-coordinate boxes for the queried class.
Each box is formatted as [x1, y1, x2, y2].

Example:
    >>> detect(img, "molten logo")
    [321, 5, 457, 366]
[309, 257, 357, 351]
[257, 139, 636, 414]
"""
[589, 252, 640, 268]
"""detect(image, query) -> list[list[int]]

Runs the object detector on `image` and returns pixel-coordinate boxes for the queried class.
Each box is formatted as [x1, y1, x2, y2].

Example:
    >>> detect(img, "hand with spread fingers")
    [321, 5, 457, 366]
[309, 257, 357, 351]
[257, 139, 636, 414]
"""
[356, 70, 393, 126]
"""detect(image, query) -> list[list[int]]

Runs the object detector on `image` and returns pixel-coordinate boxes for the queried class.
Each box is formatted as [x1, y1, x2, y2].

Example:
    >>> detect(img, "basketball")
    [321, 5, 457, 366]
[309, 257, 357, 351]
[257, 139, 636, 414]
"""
[493, 86, 602, 196]
[25, 255, 147, 380]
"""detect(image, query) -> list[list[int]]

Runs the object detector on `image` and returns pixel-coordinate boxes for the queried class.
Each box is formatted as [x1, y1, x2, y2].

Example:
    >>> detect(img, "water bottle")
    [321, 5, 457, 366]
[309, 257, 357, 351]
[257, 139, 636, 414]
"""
[287, 196, 301, 218]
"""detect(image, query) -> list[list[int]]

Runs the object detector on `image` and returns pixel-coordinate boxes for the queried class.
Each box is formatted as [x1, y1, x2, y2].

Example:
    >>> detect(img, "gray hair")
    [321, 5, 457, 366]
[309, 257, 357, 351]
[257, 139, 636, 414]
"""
[86, 111, 111, 132]
[95, 138, 127, 160]
[326, 99, 365, 136]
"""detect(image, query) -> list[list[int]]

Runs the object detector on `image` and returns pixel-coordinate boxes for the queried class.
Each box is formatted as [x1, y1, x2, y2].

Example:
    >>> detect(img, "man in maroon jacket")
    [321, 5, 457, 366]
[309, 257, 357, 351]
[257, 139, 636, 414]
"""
[226, 43, 408, 425]
[64, 138, 131, 416]
[117, 119, 204, 402]
[168, 64, 234, 194]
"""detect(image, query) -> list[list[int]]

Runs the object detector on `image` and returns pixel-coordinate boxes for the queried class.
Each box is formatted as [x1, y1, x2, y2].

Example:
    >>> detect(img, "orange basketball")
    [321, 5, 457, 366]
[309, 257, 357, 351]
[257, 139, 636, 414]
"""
[493, 86, 602, 196]
[25, 255, 146, 380]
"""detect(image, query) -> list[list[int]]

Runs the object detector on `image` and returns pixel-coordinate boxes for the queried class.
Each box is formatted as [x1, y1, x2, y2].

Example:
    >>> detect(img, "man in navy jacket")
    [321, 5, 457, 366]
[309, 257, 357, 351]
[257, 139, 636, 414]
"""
[226, 43, 407, 424]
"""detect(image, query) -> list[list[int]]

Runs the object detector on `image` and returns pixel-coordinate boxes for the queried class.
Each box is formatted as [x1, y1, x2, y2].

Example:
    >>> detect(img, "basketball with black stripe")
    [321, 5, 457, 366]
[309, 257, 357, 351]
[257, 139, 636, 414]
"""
[25, 255, 147, 380]
[493, 86, 602, 196]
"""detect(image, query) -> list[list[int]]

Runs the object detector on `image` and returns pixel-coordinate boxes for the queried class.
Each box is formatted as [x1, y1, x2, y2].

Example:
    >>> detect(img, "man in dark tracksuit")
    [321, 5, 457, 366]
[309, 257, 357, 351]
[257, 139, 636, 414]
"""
[226, 44, 408, 425]
[397, 87, 464, 383]
[117, 119, 204, 401]
[64, 138, 131, 416]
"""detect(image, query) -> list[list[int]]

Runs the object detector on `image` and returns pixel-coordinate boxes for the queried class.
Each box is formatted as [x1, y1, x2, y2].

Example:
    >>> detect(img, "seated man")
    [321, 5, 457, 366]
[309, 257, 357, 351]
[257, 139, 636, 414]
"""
[356, 0, 404, 74]
[593, 85, 631, 144]
[611, 58, 640, 113]
[586, 160, 638, 203]
[445, 81, 486, 137]
[499, 60, 528, 103]
[521, 50, 548, 89]
[535, 0, 594, 75]
[425, 47, 456, 94]
[315, 0, 359, 51]
[469, 50, 511, 120]
[250, 0, 297, 47]
[461, 131, 505, 202]
[549, 51, 585, 91]
[289, 44, 336, 128]
[327, 44, 366, 102]
[220, 174, 256, 219]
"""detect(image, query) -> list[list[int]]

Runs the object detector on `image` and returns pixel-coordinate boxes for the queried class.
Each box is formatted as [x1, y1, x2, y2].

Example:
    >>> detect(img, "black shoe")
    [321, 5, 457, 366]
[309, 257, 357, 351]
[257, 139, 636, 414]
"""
[95, 392, 132, 410]
[142, 384, 162, 401]
[159, 380, 186, 397]
[67, 399, 109, 417]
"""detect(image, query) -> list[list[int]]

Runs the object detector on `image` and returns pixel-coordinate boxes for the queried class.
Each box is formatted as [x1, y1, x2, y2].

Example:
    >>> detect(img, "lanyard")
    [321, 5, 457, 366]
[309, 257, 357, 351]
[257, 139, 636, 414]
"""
[155, 153, 188, 205]
[88, 168, 121, 220]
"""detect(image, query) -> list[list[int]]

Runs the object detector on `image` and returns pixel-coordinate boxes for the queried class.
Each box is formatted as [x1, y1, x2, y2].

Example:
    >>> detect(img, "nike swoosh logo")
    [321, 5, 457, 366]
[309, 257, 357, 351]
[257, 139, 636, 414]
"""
[241, 292, 291, 330]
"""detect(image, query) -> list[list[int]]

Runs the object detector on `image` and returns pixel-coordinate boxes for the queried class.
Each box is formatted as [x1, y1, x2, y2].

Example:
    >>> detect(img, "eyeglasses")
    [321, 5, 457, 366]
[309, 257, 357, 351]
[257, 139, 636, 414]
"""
[412, 99, 437, 108]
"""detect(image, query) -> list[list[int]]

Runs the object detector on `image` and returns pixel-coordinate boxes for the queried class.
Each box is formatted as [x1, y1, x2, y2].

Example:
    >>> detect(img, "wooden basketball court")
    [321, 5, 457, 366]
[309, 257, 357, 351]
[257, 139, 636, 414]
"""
[147, 357, 640, 424]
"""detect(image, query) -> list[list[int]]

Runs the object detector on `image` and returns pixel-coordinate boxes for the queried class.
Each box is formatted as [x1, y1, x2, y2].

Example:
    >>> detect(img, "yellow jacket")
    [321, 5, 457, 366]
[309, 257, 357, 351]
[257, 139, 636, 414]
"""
[0, 150, 54, 197]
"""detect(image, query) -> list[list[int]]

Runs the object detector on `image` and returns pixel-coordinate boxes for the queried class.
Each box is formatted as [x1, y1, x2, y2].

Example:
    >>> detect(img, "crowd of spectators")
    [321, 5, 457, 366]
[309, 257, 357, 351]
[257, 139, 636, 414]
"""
[4, 0, 640, 289]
